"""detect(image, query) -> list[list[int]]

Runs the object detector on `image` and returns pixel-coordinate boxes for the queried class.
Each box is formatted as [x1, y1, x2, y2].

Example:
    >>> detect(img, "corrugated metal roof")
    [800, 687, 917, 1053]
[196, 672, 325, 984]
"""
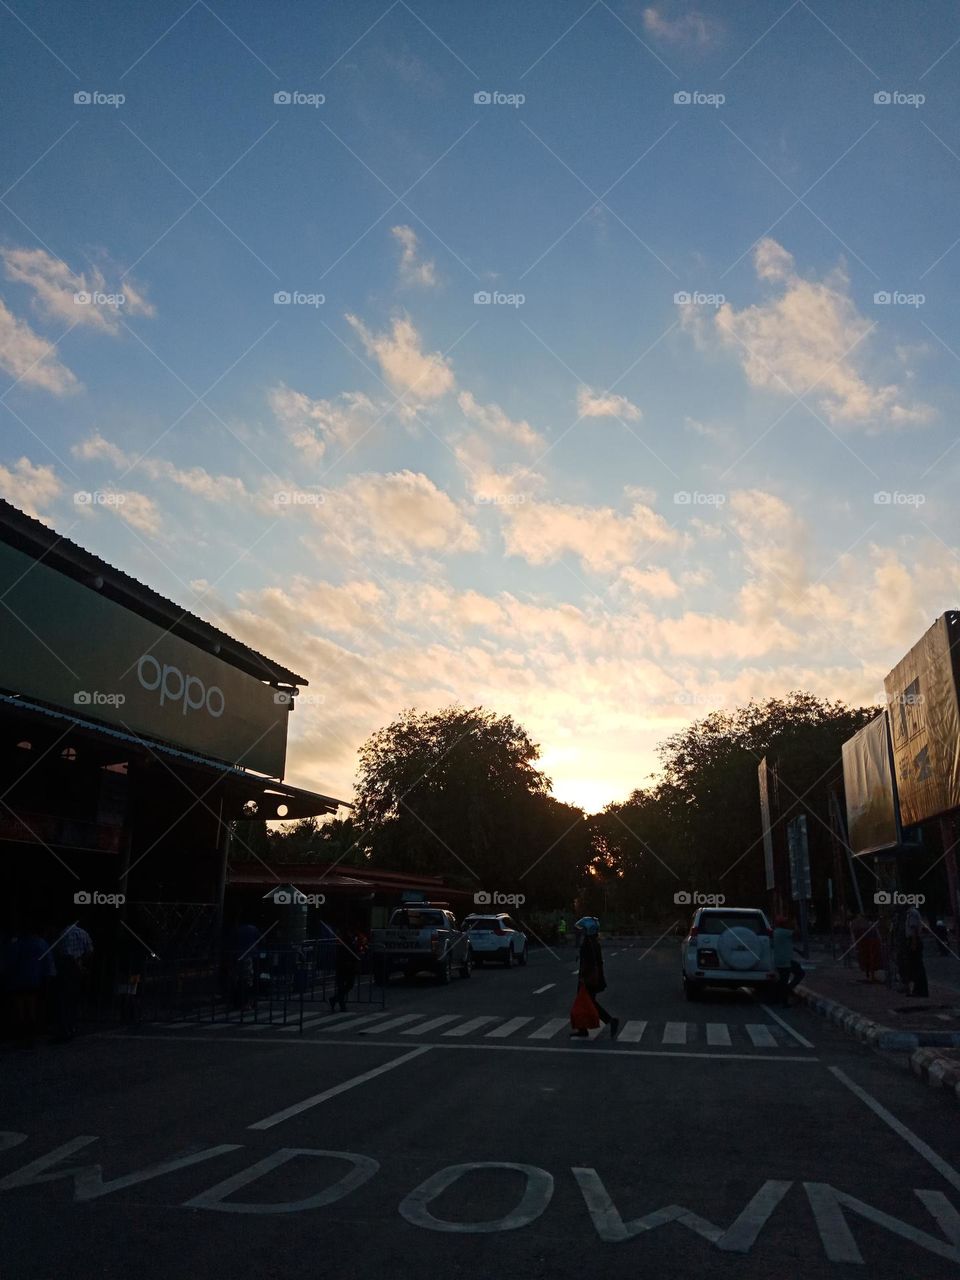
[0, 498, 307, 686]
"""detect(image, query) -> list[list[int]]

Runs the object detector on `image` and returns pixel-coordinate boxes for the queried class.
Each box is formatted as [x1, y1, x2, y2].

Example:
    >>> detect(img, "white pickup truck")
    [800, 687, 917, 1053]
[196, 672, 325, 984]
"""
[369, 905, 472, 985]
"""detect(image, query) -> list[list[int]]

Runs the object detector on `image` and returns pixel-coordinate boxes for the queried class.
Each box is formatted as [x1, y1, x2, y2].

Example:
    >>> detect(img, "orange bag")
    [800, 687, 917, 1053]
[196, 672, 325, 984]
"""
[570, 982, 600, 1031]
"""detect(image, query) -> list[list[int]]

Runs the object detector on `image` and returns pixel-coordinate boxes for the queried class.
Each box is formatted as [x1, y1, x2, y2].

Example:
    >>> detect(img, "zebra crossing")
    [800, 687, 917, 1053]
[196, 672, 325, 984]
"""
[141, 1010, 810, 1050]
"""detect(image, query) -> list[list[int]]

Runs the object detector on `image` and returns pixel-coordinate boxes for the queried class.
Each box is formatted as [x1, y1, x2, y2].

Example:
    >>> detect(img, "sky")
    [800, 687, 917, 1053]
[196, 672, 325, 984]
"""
[1, 0, 959, 813]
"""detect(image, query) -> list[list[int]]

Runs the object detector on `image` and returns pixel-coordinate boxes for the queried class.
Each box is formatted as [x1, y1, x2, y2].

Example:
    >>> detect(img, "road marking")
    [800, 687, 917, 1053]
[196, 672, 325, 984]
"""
[828, 1066, 960, 1194]
[529, 1018, 569, 1040]
[759, 1003, 815, 1048]
[108, 1033, 819, 1062]
[706, 1023, 731, 1046]
[618, 1020, 647, 1042]
[486, 1017, 534, 1038]
[401, 1015, 460, 1036]
[533, 983, 555, 994]
[359, 1014, 424, 1034]
[745, 1024, 777, 1048]
[662, 1021, 687, 1045]
[443, 1016, 500, 1037]
[248, 1046, 432, 1130]
[323, 1011, 400, 1033]
[278, 1011, 355, 1033]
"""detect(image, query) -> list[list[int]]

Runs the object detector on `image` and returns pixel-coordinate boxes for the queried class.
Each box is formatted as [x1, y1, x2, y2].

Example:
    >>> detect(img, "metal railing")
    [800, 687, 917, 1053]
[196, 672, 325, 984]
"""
[94, 938, 385, 1032]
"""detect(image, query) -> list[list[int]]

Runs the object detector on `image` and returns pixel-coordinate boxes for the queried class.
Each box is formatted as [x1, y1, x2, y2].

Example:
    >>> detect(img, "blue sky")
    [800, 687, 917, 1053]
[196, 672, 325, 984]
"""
[2, 0, 960, 810]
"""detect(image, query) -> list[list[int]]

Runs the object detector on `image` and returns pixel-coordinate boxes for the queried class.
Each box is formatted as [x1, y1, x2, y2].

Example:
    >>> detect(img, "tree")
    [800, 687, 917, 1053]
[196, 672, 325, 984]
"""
[355, 705, 549, 884]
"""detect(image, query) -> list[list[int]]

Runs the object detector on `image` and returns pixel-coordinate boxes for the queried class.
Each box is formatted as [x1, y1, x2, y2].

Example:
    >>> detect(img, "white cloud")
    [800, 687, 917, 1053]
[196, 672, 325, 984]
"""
[577, 385, 642, 421]
[0, 456, 62, 519]
[2, 246, 153, 334]
[0, 298, 79, 394]
[72, 433, 248, 503]
[391, 225, 438, 288]
[619, 565, 680, 598]
[712, 239, 934, 428]
[501, 494, 679, 573]
[346, 313, 454, 407]
[317, 470, 481, 564]
[457, 390, 545, 451]
[269, 385, 383, 461]
[643, 6, 719, 46]
[111, 490, 163, 536]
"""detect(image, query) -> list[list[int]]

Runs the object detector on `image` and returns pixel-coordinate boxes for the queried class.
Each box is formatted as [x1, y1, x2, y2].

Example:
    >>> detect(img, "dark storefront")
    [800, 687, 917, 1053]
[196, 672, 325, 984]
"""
[0, 499, 346, 984]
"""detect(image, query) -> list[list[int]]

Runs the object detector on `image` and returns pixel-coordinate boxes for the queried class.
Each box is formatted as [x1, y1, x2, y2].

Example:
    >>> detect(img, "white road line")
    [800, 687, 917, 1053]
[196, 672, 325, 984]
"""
[533, 983, 555, 994]
[618, 1020, 647, 1042]
[759, 1003, 815, 1048]
[662, 1021, 687, 1045]
[359, 1014, 423, 1034]
[829, 1066, 960, 1194]
[401, 1015, 460, 1036]
[322, 1011, 398, 1033]
[248, 1046, 432, 1130]
[486, 1017, 533, 1038]
[746, 1024, 778, 1048]
[443, 1016, 500, 1037]
[108, 1033, 819, 1062]
[529, 1017, 569, 1040]
[706, 1023, 731, 1046]
[278, 1011, 354, 1033]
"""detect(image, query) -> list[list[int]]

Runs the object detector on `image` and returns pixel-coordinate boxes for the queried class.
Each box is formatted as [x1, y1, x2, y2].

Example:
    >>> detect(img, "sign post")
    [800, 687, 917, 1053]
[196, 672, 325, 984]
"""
[787, 814, 812, 959]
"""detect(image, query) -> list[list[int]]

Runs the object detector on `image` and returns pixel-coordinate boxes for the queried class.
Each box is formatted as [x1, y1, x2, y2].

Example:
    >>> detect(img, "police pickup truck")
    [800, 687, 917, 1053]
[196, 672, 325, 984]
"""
[369, 904, 472, 984]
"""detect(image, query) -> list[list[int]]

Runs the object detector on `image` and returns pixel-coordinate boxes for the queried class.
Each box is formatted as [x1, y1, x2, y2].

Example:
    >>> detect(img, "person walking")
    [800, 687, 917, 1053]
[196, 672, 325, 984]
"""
[904, 903, 929, 997]
[52, 918, 93, 1041]
[572, 916, 619, 1039]
[330, 922, 361, 1013]
[557, 918, 567, 947]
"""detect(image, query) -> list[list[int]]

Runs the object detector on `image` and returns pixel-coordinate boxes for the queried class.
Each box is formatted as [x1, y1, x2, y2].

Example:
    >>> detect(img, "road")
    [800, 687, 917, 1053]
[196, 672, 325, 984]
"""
[3, 939, 960, 1278]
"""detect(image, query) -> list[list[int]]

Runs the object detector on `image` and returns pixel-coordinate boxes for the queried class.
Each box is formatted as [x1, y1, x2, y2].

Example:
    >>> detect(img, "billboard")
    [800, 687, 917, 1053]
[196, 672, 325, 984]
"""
[758, 757, 775, 890]
[841, 712, 899, 855]
[0, 541, 289, 777]
[883, 612, 960, 827]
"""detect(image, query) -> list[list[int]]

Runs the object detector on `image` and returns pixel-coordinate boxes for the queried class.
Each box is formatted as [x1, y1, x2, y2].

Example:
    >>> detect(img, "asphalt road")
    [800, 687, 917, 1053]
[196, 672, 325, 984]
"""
[3, 939, 960, 1279]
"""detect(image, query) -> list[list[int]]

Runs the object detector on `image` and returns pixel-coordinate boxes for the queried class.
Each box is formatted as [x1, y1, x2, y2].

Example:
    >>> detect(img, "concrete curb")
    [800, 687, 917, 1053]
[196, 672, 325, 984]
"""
[911, 1047, 960, 1106]
[793, 983, 960, 1050]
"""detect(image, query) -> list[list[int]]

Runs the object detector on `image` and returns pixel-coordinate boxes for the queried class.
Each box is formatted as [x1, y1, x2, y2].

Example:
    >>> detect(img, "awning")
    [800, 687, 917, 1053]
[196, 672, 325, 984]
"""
[0, 692, 348, 821]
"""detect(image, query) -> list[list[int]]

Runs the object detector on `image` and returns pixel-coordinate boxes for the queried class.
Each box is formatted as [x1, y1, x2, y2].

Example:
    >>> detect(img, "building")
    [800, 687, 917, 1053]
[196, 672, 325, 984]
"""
[0, 498, 346, 967]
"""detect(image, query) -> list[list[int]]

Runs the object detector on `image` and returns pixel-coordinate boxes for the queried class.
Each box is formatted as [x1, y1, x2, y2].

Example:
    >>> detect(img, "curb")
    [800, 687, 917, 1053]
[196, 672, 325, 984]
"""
[911, 1048, 960, 1106]
[793, 983, 960, 1050]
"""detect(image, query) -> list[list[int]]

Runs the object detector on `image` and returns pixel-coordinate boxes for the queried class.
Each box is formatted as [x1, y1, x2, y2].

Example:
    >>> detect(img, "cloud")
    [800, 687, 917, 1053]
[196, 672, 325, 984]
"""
[501, 493, 679, 574]
[72, 433, 248, 503]
[577, 385, 642, 421]
[0, 456, 62, 519]
[391, 225, 438, 288]
[711, 239, 934, 428]
[457, 390, 545, 451]
[0, 298, 79, 394]
[316, 470, 481, 564]
[642, 6, 719, 46]
[269, 385, 383, 461]
[619, 565, 680, 598]
[2, 246, 153, 334]
[346, 313, 455, 409]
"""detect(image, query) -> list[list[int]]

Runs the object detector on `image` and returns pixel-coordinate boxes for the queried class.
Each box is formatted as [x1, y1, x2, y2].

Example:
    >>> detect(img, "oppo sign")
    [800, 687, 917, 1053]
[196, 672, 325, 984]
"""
[137, 655, 225, 718]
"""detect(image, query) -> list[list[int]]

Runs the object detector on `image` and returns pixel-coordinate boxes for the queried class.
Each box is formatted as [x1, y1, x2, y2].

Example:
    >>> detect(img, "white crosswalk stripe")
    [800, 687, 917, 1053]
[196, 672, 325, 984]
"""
[359, 1014, 423, 1034]
[706, 1022, 732, 1046]
[529, 1017, 570, 1040]
[746, 1023, 778, 1048]
[662, 1021, 687, 1045]
[443, 1016, 500, 1037]
[618, 1020, 647, 1042]
[402, 1015, 461, 1036]
[486, 1017, 534, 1038]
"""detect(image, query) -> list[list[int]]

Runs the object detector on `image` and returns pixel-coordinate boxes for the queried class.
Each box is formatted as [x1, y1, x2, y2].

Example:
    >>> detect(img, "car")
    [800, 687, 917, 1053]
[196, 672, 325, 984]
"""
[369, 905, 472, 984]
[680, 906, 779, 1001]
[462, 913, 527, 967]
